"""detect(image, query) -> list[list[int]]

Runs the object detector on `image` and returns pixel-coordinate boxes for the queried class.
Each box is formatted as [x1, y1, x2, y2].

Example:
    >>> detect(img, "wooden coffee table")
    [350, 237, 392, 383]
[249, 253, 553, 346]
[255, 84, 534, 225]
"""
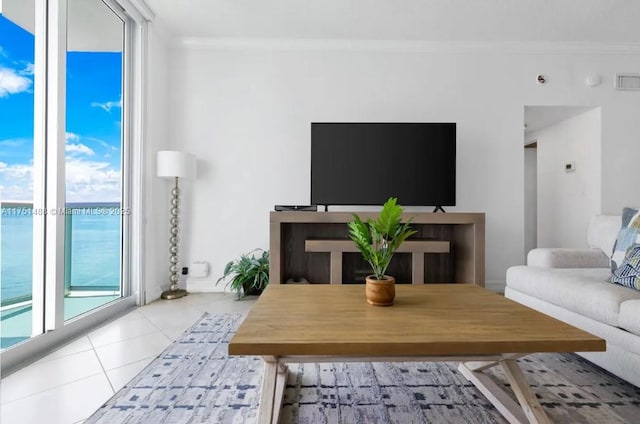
[229, 284, 605, 424]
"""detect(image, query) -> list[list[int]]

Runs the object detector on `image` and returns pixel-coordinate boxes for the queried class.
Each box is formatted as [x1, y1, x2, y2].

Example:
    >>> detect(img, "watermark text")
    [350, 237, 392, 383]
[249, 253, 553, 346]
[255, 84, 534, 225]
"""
[2, 207, 131, 216]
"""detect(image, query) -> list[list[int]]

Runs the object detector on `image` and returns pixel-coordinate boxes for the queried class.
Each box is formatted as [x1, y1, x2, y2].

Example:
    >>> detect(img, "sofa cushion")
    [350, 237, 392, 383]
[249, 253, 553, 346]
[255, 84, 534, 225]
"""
[611, 243, 640, 290]
[611, 207, 640, 273]
[527, 248, 610, 268]
[587, 214, 622, 260]
[619, 299, 640, 337]
[506, 266, 640, 326]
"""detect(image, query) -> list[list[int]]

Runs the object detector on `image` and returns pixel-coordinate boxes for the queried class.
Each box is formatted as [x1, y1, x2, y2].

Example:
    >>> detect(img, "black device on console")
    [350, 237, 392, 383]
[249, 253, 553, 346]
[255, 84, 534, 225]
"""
[274, 205, 318, 212]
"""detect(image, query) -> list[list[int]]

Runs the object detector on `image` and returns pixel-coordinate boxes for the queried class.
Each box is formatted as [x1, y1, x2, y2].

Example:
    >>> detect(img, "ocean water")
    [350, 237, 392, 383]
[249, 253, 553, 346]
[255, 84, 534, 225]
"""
[1, 206, 121, 303]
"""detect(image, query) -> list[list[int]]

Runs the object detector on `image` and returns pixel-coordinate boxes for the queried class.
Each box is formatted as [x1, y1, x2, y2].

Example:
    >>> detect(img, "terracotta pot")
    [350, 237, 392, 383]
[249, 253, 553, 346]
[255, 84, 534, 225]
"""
[365, 275, 395, 306]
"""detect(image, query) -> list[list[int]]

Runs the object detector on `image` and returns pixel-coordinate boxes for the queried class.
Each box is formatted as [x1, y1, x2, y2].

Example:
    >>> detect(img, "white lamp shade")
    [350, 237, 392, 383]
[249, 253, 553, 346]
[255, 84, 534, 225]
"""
[157, 151, 197, 179]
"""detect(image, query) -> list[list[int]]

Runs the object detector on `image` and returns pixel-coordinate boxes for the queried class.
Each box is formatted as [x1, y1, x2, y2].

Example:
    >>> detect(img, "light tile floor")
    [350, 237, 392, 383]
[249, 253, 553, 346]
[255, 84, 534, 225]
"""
[1, 295, 121, 349]
[0, 293, 256, 424]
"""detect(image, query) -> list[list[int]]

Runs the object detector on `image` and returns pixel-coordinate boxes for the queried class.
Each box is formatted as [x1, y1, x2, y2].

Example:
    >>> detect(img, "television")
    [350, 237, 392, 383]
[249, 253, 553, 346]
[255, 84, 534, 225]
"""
[311, 122, 456, 207]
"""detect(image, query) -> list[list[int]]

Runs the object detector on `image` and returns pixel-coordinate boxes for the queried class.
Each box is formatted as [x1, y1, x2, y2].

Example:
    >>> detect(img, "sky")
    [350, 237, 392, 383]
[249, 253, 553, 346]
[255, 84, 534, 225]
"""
[0, 13, 122, 203]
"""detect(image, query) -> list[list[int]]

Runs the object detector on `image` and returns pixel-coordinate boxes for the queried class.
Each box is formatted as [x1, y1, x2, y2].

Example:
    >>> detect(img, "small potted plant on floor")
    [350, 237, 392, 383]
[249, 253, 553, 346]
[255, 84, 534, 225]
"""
[216, 249, 269, 299]
[348, 197, 416, 306]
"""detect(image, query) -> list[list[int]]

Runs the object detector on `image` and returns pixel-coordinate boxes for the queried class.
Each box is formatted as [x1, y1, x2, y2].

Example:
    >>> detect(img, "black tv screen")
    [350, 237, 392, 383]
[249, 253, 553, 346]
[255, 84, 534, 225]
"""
[311, 123, 456, 206]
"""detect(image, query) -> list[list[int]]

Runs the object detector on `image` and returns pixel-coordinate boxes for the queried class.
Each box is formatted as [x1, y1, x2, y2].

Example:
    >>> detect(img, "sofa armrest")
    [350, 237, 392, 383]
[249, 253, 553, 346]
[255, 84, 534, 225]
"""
[527, 248, 610, 268]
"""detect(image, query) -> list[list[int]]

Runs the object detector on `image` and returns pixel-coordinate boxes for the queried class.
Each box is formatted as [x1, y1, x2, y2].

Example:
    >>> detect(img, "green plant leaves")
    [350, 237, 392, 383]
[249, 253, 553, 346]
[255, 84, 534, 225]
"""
[375, 196, 402, 236]
[216, 248, 269, 299]
[348, 197, 417, 280]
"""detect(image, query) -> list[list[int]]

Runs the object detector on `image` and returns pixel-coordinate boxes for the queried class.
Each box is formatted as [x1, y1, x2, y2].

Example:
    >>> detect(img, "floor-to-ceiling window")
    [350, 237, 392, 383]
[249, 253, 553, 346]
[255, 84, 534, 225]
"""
[0, 0, 143, 359]
[64, 0, 125, 320]
[0, 0, 38, 349]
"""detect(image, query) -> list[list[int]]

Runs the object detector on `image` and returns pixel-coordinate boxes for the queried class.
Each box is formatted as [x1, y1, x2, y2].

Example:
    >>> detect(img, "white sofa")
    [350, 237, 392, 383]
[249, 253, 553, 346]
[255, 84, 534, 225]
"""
[506, 215, 640, 388]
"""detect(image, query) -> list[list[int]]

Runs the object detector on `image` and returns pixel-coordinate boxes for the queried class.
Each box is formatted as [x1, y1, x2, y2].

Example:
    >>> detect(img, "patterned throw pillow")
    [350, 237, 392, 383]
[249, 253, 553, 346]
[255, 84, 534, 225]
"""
[610, 243, 640, 290]
[611, 207, 640, 273]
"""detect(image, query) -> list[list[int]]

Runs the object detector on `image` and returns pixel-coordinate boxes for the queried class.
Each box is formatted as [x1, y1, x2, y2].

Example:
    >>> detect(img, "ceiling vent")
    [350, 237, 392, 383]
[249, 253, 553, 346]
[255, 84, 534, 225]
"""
[615, 73, 640, 91]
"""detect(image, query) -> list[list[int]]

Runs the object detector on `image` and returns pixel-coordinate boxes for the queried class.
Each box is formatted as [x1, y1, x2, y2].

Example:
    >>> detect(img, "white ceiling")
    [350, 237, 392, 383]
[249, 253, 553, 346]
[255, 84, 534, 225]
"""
[524, 106, 595, 134]
[145, 0, 640, 42]
[1, 0, 123, 52]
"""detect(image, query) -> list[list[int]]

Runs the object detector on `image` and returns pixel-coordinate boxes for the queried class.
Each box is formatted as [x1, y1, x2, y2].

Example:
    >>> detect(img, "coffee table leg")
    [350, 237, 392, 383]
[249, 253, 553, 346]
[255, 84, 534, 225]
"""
[258, 356, 288, 424]
[458, 358, 551, 424]
[500, 359, 550, 424]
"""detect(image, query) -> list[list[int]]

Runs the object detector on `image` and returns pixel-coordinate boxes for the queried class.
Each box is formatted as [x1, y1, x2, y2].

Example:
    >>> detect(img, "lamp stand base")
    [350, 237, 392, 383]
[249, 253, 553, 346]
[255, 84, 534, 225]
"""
[161, 288, 188, 300]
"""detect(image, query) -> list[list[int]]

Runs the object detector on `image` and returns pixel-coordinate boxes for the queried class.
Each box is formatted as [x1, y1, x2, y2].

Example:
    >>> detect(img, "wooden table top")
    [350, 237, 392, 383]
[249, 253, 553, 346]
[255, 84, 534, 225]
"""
[228, 284, 605, 357]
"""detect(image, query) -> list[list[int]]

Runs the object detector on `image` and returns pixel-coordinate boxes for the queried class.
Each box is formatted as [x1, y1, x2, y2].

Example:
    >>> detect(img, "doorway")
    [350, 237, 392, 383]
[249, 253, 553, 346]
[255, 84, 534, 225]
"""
[524, 106, 602, 257]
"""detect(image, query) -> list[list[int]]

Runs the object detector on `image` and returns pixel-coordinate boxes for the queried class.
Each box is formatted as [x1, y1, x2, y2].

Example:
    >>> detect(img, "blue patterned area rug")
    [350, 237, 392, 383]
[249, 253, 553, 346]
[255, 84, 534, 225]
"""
[86, 313, 640, 423]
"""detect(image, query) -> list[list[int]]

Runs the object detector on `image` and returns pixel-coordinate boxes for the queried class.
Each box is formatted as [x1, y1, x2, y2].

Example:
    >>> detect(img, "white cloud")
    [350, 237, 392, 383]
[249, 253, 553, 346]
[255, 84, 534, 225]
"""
[0, 138, 26, 148]
[65, 159, 120, 202]
[0, 183, 33, 201]
[91, 100, 121, 113]
[65, 132, 80, 142]
[64, 133, 95, 156]
[66, 143, 95, 156]
[66, 160, 118, 184]
[1, 132, 120, 202]
[87, 137, 119, 152]
[0, 159, 120, 203]
[0, 163, 32, 179]
[0, 66, 32, 97]
[20, 63, 35, 76]
[0, 162, 33, 201]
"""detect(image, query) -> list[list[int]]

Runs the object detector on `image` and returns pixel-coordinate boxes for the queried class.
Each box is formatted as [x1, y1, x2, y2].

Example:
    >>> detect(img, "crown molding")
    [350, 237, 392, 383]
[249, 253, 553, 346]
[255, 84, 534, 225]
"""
[149, 17, 176, 46]
[176, 37, 640, 55]
[126, 0, 154, 21]
[114, 0, 154, 22]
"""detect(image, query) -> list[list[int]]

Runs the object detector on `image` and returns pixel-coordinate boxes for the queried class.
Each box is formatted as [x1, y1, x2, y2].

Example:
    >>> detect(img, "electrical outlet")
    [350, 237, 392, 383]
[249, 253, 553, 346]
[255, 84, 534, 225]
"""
[565, 162, 576, 173]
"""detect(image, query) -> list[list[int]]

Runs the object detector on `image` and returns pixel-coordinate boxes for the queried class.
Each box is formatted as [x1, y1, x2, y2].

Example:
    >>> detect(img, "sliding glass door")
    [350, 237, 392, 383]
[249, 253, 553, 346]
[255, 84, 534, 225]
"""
[0, 0, 137, 353]
[64, 0, 126, 320]
[0, 0, 39, 349]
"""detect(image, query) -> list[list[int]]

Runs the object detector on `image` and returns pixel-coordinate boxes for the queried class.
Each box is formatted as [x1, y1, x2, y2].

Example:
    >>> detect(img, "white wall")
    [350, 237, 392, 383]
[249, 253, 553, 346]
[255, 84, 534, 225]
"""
[530, 109, 601, 248]
[524, 146, 537, 256]
[142, 22, 172, 302]
[166, 44, 640, 291]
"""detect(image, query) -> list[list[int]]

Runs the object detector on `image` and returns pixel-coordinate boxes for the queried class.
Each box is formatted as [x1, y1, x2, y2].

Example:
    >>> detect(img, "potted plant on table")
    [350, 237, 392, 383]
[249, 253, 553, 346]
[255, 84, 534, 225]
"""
[216, 249, 269, 299]
[348, 197, 416, 306]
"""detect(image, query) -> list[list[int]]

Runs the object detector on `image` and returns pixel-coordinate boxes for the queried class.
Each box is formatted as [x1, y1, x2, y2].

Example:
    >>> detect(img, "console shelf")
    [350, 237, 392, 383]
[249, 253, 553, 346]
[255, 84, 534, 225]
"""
[270, 211, 485, 286]
[305, 239, 450, 253]
[305, 239, 450, 284]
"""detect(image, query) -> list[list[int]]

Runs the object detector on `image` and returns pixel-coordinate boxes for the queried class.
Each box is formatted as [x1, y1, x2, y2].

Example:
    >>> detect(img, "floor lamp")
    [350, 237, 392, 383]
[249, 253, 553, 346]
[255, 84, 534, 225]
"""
[157, 150, 197, 300]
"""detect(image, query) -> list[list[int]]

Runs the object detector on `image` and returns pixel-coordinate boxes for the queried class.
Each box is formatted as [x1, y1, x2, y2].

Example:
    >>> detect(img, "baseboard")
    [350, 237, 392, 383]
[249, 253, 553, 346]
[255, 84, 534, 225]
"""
[485, 280, 505, 293]
[145, 286, 163, 304]
[187, 279, 226, 293]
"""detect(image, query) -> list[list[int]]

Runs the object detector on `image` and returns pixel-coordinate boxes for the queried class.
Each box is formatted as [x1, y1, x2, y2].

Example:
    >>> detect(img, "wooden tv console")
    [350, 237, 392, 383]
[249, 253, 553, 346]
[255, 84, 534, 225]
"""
[269, 211, 485, 286]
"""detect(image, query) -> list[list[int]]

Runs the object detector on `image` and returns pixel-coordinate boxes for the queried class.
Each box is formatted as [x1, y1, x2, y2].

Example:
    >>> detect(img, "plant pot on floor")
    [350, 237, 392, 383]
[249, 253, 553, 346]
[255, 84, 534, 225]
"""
[216, 249, 269, 299]
[365, 275, 396, 306]
[242, 284, 264, 296]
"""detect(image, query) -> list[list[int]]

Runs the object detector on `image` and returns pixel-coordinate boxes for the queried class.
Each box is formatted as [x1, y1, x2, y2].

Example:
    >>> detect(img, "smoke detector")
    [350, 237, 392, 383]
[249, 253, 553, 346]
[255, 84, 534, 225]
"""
[585, 74, 601, 87]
